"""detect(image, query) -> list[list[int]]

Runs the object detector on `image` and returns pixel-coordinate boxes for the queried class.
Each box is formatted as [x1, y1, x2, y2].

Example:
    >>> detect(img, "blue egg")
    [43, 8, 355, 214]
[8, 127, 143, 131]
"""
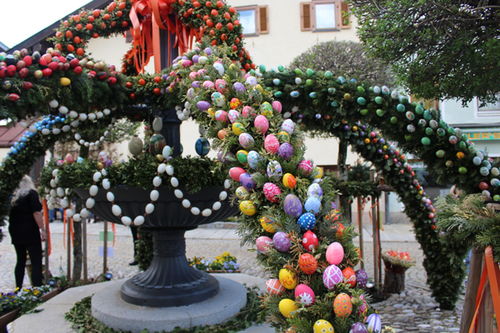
[304, 196, 321, 214]
[290, 91, 300, 98]
[472, 156, 482, 166]
[480, 167, 490, 176]
[195, 137, 210, 156]
[247, 150, 261, 169]
[297, 212, 316, 231]
[307, 183, 323, 198]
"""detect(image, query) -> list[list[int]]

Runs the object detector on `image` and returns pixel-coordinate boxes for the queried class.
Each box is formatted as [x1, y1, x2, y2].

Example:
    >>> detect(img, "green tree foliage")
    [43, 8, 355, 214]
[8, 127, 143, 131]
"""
[351, 0, 500, 104]
[289, 41, 395, 86]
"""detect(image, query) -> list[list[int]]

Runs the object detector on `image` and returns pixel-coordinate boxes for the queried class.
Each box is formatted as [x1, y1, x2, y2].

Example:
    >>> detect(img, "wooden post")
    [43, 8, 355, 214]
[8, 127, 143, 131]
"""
[376, 197, 382, 285]
[372, 196, 381, 291]
[356, 197, 364, 269]
[459, 248, 483, 332]
[82, 217, 88, 282]
[103, 221, 108, 275]
[66, 216, 71, 281]
[42, 200, 50, 281]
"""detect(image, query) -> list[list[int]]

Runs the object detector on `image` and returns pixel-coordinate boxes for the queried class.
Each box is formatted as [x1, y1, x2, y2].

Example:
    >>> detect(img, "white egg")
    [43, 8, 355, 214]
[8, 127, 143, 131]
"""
[89, 185, 99, 196]
[182, 199, 191, 208]
[219, 191, 227, 200]
[153, 176, 162, 187]
[150, 190, 159, 201]
[202, 209, 212, 217]
[112, 205, 122, 216]
[121, 216, 132, 226]
[191, 207, 200, 215]
[106, 192, 115, 202]
[212, 202, 221, 210]
[174, 189, 183, 199]
[85, 198, 95, 209]
[134, 216, 145, 226]
[170, 177, 179, 187]
[145, 203, 155, 214]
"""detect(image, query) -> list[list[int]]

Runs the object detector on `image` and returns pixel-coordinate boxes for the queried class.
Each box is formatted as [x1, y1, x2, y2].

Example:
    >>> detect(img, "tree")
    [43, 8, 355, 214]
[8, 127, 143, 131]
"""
[350, 0, 500, 104]
[289, 41, 395, 86]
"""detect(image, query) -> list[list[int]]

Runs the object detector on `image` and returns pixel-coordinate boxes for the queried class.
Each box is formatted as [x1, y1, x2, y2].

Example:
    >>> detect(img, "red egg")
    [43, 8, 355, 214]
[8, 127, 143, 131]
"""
[266, 278, 285, 295]
[229, 167, 246, 181]
[342, 267, 357, 287]
[298, 253, 318, 275]
[302, 230, 319, 252]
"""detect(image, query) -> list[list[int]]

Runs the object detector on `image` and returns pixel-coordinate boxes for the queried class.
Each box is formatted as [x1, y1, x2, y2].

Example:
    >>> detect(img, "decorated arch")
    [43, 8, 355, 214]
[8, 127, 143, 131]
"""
[0, 0, 498, 329]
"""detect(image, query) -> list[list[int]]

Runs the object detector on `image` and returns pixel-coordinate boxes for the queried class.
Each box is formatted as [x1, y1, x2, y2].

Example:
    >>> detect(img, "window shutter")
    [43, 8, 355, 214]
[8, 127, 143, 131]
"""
[340, 1, 350, 28]
[300, 3, 312, 31]
[258, 6, 269, 34]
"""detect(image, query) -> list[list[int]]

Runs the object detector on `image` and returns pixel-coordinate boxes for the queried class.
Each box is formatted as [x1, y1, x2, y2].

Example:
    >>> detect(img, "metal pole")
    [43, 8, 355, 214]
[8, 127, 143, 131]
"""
[357, 197, 364, 269]
[43, 201, 50, 282]
[66, 215, 71, 281]
[376, 197, 382, 285]
[82, 217, 88, 282]
[103, 221, 108, 275]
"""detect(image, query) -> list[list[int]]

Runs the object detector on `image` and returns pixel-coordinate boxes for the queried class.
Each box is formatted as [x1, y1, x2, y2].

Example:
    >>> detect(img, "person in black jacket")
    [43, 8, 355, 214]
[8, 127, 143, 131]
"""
[8, 175, 45, 289]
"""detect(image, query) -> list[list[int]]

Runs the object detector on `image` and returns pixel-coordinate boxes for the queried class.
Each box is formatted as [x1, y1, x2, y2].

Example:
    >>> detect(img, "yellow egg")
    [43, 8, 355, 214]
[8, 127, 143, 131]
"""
[60, 77, 71, 86]
[278, 299, 298, 318]
[207, 108, 215, 117]
[260, 216, 277, 233]
[313, 319, 334, 333]
[232, 122, 245, 135]
[282, 173, 297, 189]
[239, 200, 256, 216]
[235, 186, 249, 200]
[255, 84, 264, 93]
[314, 167, 324, 179]
[279, 268, 298, 289]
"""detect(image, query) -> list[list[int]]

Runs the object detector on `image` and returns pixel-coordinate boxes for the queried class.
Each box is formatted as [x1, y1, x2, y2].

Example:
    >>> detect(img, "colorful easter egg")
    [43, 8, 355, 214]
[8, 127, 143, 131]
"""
[232, 122, 245, 135]
[211, 91, 225, 106]
[358, 295, 368, 315]
[278, 299, 298, 318]
[333, 293, 352, 318]
[215, 78, 227, 93]
[213, 62, 225, 76]
[239, 133, 255, 149]
[313, 320, 334, 333]
[215, 110, 228, 123]
[283, 173, 297, 189]
[267, 160, 283, 180]
[342, 267, 357, 287]
[195, 137, 210, 156]
[239, 200, 256, 216]
[298, 160, 314, 176]
[273, 232, 291, 252]
[304, 196, 321, 214]
[247, 150, 261, 169]
[236, 150, 249, 164]
[298, 253, 318, 274]
[279, 268, 298, 289]
[202, 80, 214, 89]
[149, 134, 167, 155]
[277, 131, 290, 142]
[307, 183, 323, 198]
[314, 166, 324, 179]
[254, 115, 269, 134]
[284, 194, 302, 217]
[366, 314, 382, 333]
[265, 278, 285, 295]
[278, 143, 294, 160]
[255, 236, 272, 254]
[281, 119, 295, 134]
[297, 212, 316, 231]
[323, 264, 343, 289]
[264, 134, 280, 154]
[350, 322, 369, 333]
[242, 105, 256, 118]
[272, 100, 282, 113]
[294, 284, 315, 306]
[230, 97, 241, 109]
[233, 81, 246, 93]
[326, 242, 344, 265]
[196, 100, 211, 111]
[235, 186, 249, 200]
[239, 172, 256, 190]
[229, 167, 246, 181]
[332, 222, 345, 239]
[260, 216, 277, 233]
[356, 269, 369, 288]
[260, 101, 273, 116]
[228, 109, 240, 123]
[302, 230, 319, 251]
[263, 182, 282, 203]
[217, 129, 227, 140]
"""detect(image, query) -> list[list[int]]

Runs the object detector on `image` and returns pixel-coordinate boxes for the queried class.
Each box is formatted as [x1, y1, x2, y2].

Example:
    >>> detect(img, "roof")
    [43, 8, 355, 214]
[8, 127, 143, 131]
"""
[0, 42, 8, 52]
[9, 0, 112, 52]
[0, 122, 31, 147]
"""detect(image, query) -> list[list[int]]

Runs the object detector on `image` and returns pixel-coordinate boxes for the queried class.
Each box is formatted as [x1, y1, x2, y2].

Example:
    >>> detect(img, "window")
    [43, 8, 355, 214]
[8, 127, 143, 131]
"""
[236, 6, 268, 37]
[477, 94, 500, 117]
[301, 1, 350, 31]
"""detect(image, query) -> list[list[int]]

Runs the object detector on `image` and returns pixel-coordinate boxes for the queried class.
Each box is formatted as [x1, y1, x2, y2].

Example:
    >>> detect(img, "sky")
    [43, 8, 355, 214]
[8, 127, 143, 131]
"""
[0, 0, 93, 49]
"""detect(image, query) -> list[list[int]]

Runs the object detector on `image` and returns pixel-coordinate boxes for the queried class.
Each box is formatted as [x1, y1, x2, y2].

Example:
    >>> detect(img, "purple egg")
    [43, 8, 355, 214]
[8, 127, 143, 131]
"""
[239, 172, 256, 190]
[323, 264, 343, 289]
[192, 55, 199, 63]
[278, 143, 294, 160]
[283, 194, 302, 217]
[273, 232, 291, 252]
[196, 101, 210, 111]
[356, 269, 368, 288]
[350, 322, 368, 333]
[191, 81, 201, 88]
[233, 82, 246, 92]
[204, 47, 212, 55]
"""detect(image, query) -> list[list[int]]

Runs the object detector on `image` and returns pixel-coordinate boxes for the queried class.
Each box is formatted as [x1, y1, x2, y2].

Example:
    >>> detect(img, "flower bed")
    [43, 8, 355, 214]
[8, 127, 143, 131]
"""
[189, 252, 240, 273]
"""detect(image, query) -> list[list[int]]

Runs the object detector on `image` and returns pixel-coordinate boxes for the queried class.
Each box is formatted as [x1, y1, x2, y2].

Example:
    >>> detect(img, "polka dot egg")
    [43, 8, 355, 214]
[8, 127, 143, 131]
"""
[313, 319, 334, 333]
[333, 292, 352, 317]
[297, 212, 316, 231]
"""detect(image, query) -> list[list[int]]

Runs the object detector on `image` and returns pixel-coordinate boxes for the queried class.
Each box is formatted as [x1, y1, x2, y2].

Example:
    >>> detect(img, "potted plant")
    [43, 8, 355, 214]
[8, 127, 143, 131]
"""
[382, 250, 415, 294]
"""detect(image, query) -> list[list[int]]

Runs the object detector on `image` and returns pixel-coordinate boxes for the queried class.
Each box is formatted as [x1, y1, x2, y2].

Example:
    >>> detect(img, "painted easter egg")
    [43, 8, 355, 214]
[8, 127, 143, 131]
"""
[229, 167, 246, 181]
[149, 134, 167, 155]
[217, 129, 227, 140]
[195, 137, 210, 156]
[272, 100, 282, 113]
[230, 97, 241, 109]
[211, 91, 225, 107]
[254, 115, 269, 134]
[307, 183, 323, 198]
[235, 186, 249, 200]
[342, 267, 357, 287]
[247, 150, 261, 169]
[333, 293, 352, 318]
[215, 78, 227, 93]
[279, 268, 298, 289]
[196, 100, 211, 111]
[242, 105, 256, 118]
[297, 212, 316, 231]
[260, 216, 277, 233]
[350, 322, 369, 333]
[260, 101, 273, 116]
[294, 284, 315, 306]
[228, 109, 240, 123]
[313, 320, 334, 333]
[283, 194, 302, 217]
[236, 150, 249, 164]
[304, 196, 321, 214]
[298, 253, 318, 274]
[232, 122, 246, 135]
[202, 80, 214, 89]
[302, 230, 319, 251]
[128, 136, 143, 156]
[273, 231, 291, 252]
[281, 119, 295, 134]
[278, 143, 294, 160]
[323, 264, 343, 289]
[298, 160, 314, 176]
[332, 222, 345, 239]
[264, 134, 280, 154]
[356, 269, 368, 288]
[263, 182, 282, 203]
[213, 62, 225, 76]
[277, 131, 290, 142]
[267, 160, 283, 180]
[280, 176, 296, 193]
[215, 110, 228, 123]
[255, 236, 272, 254]
[326, 242, 344, 265]
[314, 166, 324, 179]
[278, 299, 298, 318]
[239, 200, 256, 216]
[366, 314, 382, 333]
[239, 172, 256, 190]
[265, 278, 285, 295]
[239, 133, 255, 149]
[233, 81, 246, 93]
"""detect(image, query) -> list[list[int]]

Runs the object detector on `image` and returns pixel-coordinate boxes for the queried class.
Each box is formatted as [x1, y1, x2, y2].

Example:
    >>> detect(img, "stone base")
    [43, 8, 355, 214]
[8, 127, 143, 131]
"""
[91, 276, 247, 333]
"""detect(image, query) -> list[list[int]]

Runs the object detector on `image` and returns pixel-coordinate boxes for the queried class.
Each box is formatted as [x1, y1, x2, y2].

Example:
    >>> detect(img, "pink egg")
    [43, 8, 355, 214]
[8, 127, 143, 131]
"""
[326, 242, 344, 265]
[215, 110, 228, 123]
[264, 134, 280, 154]
[242, 105, 256, 118]
[239, 133, 255, 149]
[202, 80, 215, 89]
[294, 284, 315, 306]
[298, 160, 314, 176]
[229, 167, 246, 181]
[323, 264, 343, 289]
[215, 79, 227, 93]
[228, 110, 240, 123]
[263, 182, 282, 202]
[256, 236, 273, 254]
[272, 101, 282, 113]
[254, 115, 269, 134]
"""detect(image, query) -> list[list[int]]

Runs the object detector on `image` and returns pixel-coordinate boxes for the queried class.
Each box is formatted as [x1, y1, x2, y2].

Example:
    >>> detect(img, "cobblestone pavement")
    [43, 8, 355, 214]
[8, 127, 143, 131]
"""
[0, 222, 464, 332]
